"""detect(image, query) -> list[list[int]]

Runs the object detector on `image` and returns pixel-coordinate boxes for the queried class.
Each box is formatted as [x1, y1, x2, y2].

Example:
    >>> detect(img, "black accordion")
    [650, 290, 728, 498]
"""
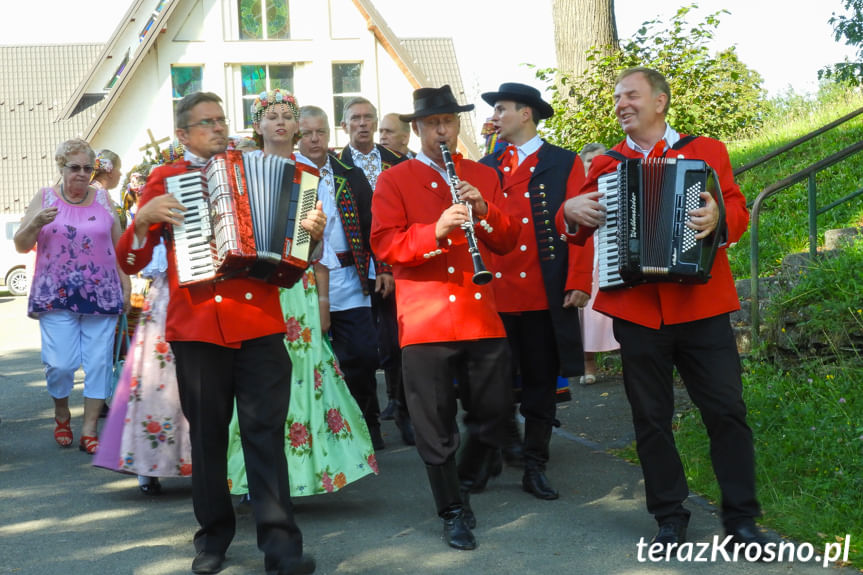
[596, 157, 725, 291]
[165, 150, 318, 288]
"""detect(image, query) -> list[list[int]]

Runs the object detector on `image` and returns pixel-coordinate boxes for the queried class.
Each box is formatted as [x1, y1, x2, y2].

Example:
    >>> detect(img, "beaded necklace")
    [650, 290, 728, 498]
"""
[60, 184, 89, 205]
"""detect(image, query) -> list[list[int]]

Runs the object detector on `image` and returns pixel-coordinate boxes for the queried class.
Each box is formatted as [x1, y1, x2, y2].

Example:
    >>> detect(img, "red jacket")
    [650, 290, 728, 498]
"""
[555, 136, 749, 329]
[371, 159, 520, 347]
[115, 161, 285, 347]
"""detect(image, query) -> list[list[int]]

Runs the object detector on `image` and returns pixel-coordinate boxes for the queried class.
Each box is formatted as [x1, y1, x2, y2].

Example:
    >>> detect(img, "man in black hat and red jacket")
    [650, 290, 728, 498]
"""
[479, 82, 591, 500]
[370, 85, 520, 551]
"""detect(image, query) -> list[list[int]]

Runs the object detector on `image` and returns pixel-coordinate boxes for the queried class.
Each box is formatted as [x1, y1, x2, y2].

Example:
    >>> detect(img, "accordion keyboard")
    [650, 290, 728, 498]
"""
[597, 171, 623, 289]
[166, 172, 217, 284]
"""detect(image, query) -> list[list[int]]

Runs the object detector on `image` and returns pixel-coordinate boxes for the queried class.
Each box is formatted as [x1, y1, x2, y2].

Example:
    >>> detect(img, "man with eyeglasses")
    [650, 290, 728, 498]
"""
[335, 97, 412, 449]
[116, 92, 320, 575]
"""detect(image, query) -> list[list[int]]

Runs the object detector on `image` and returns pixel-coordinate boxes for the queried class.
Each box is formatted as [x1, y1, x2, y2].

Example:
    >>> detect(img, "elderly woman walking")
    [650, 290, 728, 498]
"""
[14, 138, 129, 454]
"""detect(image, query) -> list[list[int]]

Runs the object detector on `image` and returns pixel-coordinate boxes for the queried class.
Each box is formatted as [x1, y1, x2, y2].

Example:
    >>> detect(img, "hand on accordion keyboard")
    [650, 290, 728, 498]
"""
[686, 191, 719, 240]
[300, 200, 327, 242]
[563, 191, 606, 230]
[133, 194, 187, 241]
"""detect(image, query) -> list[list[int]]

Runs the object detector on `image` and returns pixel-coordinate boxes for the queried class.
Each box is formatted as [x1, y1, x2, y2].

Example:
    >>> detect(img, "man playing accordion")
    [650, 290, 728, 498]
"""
[558, 67, 769, 553]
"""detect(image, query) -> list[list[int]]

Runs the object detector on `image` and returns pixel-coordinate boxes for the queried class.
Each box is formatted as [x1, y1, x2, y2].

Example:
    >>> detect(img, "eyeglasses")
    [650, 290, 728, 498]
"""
[185, 117, 229, 130]
[64, 164, 94, 174]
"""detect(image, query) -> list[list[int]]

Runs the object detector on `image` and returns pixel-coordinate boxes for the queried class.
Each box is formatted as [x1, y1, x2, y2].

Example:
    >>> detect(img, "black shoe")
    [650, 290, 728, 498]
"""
[726, 521, 774, 559]
[394, 408, 415, 446]
[277, 554, 316, 574]
[369, 425, 385, 450]
[380, 399, 397, 421]
[138, 476, 162, 496]
[651, 522, 687, 550]
[522, 468, 559, 500]
[442, 509, 477, 550]
[192, 551, 225, 574]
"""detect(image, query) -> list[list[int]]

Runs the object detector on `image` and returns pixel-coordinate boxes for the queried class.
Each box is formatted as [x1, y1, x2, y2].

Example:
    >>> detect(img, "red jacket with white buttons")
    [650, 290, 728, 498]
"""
[555, 136, 749, 329]
[371, 158, 520, 347]
[115, 161, 285, 347]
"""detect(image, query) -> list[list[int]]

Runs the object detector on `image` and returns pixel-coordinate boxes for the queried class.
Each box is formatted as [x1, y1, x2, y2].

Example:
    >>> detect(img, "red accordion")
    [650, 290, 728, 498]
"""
[166, 150, 319, 288]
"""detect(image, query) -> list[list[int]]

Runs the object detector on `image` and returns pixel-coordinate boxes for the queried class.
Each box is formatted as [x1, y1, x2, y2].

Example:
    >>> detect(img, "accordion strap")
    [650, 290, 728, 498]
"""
[603, 135, 699, 164]
[672, 135, 699, 150]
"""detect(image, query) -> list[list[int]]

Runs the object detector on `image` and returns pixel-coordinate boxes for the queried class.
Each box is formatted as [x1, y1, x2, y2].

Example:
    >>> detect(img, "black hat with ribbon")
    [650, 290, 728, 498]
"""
[481, 82, 554, 120]
[399, 85, 475, 122]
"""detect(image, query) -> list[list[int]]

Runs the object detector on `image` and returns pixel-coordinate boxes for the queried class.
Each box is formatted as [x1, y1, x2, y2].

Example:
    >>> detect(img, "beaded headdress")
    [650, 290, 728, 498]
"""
[250, 89, 299, 124]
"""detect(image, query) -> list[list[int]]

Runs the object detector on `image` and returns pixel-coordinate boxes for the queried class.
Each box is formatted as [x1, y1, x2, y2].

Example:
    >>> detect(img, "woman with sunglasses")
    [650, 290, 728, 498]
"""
[14, 138, 130, 454]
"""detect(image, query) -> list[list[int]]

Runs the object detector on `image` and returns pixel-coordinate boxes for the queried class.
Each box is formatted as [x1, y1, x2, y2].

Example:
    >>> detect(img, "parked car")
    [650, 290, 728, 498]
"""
[1, 214, 33, 297]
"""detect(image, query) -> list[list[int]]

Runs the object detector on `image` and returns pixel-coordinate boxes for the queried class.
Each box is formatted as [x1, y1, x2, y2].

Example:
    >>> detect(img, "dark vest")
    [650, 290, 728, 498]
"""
[480, 141, 584, 376]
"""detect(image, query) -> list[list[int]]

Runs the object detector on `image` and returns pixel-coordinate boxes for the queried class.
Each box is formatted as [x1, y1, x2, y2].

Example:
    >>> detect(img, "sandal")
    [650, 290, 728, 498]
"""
[54, 418, 73, 447]
[579, 374, 597, 386]
[79, 435, 99, 454]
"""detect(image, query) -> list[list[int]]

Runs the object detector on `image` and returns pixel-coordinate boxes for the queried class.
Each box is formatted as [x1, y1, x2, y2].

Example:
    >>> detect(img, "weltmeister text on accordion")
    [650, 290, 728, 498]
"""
[596, 157, 726, 291]
[165, 150, 319, 289]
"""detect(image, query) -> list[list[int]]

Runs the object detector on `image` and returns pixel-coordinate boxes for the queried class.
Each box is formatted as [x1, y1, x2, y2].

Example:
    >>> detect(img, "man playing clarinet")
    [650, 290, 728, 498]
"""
[557, 67, 767, 552]
[370, 85, 520, 551]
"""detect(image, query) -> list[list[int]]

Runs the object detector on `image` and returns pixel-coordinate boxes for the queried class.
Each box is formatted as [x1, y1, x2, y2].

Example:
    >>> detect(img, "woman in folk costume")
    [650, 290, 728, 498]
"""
[226, 89, 378, 497]
[93, 142, 193, 495]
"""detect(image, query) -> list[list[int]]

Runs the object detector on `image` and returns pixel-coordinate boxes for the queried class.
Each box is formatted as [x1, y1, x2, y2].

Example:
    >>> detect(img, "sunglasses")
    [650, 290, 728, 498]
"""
[65, 164, 94, 174]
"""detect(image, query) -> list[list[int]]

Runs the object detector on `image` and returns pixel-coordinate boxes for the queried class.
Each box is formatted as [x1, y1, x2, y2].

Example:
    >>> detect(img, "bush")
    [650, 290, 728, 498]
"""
[535, 4, 767, 152]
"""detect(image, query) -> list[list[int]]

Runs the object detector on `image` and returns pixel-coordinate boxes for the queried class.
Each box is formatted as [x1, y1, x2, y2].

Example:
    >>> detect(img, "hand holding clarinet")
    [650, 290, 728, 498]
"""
[437, 143, 493, 285]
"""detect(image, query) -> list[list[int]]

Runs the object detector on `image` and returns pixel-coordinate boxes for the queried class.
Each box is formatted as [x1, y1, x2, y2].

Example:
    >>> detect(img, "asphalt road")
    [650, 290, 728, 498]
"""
[0, 294, 854, 575]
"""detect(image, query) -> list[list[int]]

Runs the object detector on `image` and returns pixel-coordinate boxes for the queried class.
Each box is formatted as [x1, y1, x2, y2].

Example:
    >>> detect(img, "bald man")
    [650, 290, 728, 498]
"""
[378, 113, 415, 158]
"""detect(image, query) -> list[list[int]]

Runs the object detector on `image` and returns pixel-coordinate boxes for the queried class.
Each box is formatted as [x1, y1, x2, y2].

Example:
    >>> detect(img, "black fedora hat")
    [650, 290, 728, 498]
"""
[481, 82, 554, 120]
[399, 85, 475, 122]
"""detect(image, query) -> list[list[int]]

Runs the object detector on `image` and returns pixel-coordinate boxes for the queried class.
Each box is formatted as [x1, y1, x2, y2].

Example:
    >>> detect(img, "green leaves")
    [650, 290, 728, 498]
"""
[537, 4, 766, 151]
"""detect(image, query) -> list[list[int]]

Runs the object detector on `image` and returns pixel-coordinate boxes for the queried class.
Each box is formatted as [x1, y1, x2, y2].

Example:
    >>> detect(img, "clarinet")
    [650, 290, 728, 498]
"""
[439, 143, 493, 286]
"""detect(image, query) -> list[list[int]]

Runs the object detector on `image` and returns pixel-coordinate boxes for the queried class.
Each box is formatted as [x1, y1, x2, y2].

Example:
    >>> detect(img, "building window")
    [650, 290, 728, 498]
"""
[139, 0, 169, 42]
[171, 66, 204, 114]
[238, 0, 290, 40]
[103, 50, 130, 91]
[332, 62, 362, 126]
[241, 64, 294, 129]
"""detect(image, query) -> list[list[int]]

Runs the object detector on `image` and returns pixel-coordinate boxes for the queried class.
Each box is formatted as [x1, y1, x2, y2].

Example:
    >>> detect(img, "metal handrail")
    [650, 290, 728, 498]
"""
[748, 139, 863, 341]
[734, 105, 863, 178]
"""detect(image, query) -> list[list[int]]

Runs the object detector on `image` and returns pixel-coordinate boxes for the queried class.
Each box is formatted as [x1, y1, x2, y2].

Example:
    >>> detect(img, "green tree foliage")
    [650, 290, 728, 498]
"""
[536, 5, 767, 151]
[821, 0, 863, 85]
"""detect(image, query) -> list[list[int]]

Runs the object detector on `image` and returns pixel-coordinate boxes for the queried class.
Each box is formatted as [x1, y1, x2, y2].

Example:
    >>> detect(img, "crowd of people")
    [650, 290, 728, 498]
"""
[13, 66, 772, 574]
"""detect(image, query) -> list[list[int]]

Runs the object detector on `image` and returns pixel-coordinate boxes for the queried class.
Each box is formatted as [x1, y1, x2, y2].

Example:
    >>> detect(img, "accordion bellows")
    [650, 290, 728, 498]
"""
[166, 150, 319, 289]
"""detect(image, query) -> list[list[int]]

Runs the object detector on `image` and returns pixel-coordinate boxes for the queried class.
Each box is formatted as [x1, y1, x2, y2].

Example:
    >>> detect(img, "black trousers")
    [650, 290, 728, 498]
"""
[500, 310, 559, 425]
[330, 306, 381, 427]
[613, 314, 761, 528]
[402, 339, 512, 465]
[171, 335, 302, 572]
[371, 287, 405, 404]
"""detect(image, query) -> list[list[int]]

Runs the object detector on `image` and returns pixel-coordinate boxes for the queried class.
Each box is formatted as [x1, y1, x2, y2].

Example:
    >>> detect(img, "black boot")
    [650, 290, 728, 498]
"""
[501, 406, 525, 468]
[426, 460, 477, 550]
[522, 419, 559, 500]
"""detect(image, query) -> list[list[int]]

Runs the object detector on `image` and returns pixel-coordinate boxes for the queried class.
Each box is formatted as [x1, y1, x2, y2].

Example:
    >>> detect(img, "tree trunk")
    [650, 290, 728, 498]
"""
[552, 0, 618, 79]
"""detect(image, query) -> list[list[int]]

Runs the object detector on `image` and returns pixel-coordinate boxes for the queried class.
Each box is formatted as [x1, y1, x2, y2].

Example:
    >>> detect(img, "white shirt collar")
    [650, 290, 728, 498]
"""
[625, 123, 680, 157]
[516, 135, 543, 162]
[415, 151, 447, 180]
[184, 150, 209, 167]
